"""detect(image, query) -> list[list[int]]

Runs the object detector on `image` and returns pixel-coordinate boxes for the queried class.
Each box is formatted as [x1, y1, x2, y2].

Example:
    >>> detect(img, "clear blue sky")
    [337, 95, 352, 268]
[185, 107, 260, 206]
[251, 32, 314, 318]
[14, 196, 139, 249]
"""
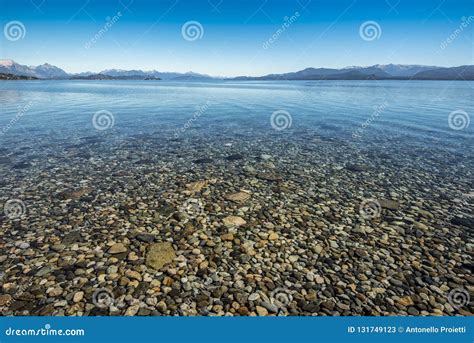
[1, 0, 472, 76]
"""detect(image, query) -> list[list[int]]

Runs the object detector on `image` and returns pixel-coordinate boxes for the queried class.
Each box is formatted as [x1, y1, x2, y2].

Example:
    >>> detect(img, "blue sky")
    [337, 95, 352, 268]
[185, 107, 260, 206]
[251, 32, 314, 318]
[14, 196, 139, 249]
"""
[1, 0, 472, 76]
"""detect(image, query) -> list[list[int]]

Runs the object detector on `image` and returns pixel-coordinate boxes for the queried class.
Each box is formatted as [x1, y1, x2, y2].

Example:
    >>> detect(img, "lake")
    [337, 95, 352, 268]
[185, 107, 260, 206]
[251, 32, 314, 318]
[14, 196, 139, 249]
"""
[0, 80, 472, 316]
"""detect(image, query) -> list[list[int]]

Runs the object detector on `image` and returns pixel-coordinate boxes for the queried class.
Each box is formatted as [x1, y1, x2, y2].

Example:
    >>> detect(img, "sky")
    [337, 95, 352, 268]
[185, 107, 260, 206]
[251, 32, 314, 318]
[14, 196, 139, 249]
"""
[0, 0, 473, 76]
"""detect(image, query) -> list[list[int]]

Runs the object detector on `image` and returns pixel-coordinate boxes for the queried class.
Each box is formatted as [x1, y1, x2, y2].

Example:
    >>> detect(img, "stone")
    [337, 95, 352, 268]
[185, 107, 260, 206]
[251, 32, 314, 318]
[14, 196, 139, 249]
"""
[268, 232, 279, 240]
[125, 270, 142, 281]
[313, 244, 323, 254]
[0, 294, 12, 306]
[225, 191, 251, 203]
[125, 304, 140, 316]
[18, 242, 30, 249]
[186, 180, 208, 192]
[73, 291, 84, 303]
[48, 287, 63, 297]
[379, 199, 400, 210]
[315, 275, 325, 284]
[223, 216, 246, 227]
[288, 255, 299, 263]
[389, 278, 404, 287]
[62, 231, 82, 245]
[261, 301, 279, 313]
[398, 296, 414, 306]
[248, 293, 260, 301]
[36, 265, 54, 277]
[60, 187, 92, 200]
[256, 305, 268, 316]
[136, 234, 156, 243]
[221, 232, 234, 241]
[108, 243, 127, 254]
[146, 242, 176, 270]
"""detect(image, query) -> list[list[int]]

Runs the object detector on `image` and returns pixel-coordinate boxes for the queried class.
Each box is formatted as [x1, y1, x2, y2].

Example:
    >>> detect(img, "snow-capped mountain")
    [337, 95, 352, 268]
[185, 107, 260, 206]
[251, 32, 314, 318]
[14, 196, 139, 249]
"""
[371, 64, 440, 77]
[342, 64, 440, 77]
[0, 59, 69, 79]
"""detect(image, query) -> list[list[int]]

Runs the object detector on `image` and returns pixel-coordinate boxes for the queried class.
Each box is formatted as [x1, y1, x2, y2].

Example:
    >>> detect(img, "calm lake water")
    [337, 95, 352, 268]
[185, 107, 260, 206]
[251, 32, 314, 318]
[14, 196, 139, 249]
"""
[0, 80, 472, 149]
[1, 80, 473, 317]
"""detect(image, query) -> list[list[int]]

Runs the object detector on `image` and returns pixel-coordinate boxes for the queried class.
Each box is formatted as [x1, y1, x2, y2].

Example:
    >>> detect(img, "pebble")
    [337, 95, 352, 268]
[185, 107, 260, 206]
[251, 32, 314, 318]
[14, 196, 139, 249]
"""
[248, 293, 260, 301]
[255, 306, 268, 316]
[73, 291, 84, 303]
[108, 243, 127, 254]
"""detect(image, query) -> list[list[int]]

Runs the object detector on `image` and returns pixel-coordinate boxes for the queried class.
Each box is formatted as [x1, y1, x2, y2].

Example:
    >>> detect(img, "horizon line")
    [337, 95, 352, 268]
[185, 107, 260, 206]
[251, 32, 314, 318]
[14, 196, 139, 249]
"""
[1, 58, 472, 78]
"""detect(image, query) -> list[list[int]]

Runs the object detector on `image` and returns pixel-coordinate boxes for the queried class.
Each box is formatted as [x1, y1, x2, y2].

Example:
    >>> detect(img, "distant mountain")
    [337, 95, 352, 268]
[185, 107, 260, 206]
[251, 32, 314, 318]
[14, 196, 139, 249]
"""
[70, 73, 161, 80]
[230, 64, 474, 80]
[0, 59, 68, 79]
[0, 72, 38, 80]
[99, 69, 213, 81]
[412, 65, 474, 80]
[1, 59, 473, 81]
[0, 60, 211, 80]
[371, 64, 440, 77]
[70, 73, 116, 80]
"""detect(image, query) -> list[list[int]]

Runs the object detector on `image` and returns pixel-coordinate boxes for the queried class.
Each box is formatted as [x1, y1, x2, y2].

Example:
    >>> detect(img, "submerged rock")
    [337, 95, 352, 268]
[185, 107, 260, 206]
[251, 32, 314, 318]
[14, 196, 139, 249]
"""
[225, 191, 251, 203]
[146, 242, 176, 270]
[223, 216, 246, 227]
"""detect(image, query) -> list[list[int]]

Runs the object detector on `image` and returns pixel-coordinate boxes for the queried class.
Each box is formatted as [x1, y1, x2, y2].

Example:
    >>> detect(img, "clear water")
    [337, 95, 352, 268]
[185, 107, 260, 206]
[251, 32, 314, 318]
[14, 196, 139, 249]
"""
[0, 80, 472, 146]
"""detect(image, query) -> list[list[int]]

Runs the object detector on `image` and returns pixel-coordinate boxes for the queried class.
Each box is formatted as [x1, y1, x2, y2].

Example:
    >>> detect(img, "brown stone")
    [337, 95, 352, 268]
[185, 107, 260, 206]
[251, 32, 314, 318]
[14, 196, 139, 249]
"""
[145, 242, 176, 270]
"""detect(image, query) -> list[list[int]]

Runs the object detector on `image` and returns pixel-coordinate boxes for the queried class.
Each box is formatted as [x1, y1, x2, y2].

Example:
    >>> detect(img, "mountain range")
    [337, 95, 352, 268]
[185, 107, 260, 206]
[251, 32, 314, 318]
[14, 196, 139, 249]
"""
[1, 59, 473, 81]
